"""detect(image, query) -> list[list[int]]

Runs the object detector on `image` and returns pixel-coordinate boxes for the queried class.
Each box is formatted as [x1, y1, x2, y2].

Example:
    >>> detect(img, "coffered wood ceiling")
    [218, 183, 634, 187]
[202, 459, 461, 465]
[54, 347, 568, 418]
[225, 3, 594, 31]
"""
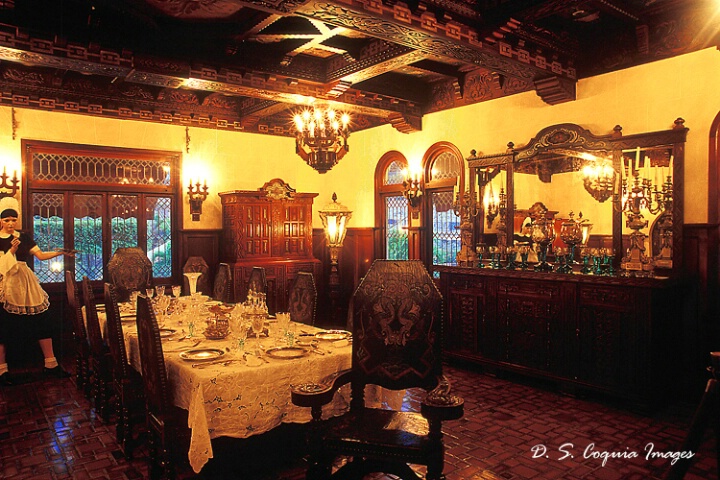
[0, 0, 716, 138]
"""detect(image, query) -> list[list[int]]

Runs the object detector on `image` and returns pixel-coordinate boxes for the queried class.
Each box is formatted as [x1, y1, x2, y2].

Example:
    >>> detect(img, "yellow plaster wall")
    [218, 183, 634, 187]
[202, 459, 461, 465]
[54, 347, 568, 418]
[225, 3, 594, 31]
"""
[0, 47, 717, 230]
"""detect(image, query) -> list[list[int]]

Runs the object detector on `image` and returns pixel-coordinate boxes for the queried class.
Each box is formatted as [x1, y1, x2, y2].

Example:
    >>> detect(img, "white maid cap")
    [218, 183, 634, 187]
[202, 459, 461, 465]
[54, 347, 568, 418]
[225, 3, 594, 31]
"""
[0, 196, 19, 218]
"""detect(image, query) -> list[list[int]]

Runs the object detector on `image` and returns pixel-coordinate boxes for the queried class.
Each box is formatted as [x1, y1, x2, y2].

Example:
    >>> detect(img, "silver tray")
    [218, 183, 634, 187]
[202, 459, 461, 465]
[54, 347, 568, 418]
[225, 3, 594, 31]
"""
[179, 348, 225, 362]
[315, 330, 350, 341]
[265, 346, 309, 359]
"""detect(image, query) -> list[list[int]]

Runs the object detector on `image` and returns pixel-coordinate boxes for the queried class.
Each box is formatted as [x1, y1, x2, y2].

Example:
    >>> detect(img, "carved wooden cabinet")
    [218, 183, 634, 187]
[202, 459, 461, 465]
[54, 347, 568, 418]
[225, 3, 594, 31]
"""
[219, 179, 321, 312]
[438, 266, 678, 406]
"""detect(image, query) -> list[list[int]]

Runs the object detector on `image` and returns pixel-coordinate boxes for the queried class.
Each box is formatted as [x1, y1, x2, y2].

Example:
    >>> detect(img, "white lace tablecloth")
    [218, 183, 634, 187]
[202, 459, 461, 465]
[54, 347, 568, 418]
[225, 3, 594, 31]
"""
[90, 304, 398, 473]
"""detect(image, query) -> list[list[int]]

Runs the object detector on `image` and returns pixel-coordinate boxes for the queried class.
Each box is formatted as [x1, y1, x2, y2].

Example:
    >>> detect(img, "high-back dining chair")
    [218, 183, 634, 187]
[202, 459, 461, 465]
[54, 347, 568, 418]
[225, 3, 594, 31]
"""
[213, 262, 233, 303]
[287, 272, 317, 326]
[107, 247, 153, 302]
[135, 295, 190, 479]
[247, 266, 267, 296]
[81, 276, 113, 423]
[104, 282, 145, 458]
[291, 260, 464, 480]
[64, 270, 91, 396]
[182, 256, 211, 295]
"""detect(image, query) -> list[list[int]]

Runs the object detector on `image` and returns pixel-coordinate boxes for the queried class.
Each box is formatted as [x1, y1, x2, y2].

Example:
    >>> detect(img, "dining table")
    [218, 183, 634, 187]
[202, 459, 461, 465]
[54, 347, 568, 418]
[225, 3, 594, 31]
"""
[90, 297, 399, 473]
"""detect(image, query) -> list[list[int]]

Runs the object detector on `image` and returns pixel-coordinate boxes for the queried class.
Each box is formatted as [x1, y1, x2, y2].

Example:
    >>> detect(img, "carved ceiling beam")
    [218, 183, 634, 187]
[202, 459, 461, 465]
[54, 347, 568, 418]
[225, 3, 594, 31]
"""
[290, 0, 577, 83]
[328, 45, 427, 84]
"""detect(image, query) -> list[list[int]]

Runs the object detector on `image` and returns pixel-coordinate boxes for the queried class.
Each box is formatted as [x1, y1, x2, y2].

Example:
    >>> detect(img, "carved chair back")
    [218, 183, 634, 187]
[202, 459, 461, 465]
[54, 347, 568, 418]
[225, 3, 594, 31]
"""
[135, 295, 173, 421]
[81, 276, 106, 359]
[103, 283, 131, 381]
[247, 266, 267, 296]
[182, 256, 211, 295]
[350, 259, 444, 396]
[287, 272, 317, 326]
[213, 262, 233, 303]
[65, 270, 90, 392]
[107, 247, 153, 301]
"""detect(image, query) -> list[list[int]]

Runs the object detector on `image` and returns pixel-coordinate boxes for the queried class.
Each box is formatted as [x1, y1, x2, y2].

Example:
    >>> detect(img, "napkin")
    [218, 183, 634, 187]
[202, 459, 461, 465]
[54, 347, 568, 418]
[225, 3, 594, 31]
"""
[332, 339, 349, 348]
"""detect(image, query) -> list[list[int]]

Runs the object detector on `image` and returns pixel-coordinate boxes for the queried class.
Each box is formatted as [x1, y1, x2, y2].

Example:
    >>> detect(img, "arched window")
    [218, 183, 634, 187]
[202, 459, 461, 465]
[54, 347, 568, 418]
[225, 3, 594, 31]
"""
[424, 143, 464, 269]
[374, 152, 409, 260]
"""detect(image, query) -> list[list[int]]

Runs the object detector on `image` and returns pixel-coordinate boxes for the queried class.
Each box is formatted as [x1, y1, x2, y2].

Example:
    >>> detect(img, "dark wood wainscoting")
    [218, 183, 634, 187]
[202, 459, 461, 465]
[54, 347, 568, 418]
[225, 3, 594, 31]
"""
[682, 223, 719, 395]
[179, 229, 221, 285]
[312, 227, 375, 326]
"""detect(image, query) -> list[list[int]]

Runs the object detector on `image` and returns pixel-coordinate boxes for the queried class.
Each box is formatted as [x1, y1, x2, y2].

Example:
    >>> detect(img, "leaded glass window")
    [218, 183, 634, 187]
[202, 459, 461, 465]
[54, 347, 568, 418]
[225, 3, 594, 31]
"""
[385, 195, 408, 260]
[385, 160, 406, 185]
[147, 197, 172, 278]
[32, 193, 65, 283]
[24, 140, 179, 284]
[430, 151, 461, 181]
[431, 190, 460, 265]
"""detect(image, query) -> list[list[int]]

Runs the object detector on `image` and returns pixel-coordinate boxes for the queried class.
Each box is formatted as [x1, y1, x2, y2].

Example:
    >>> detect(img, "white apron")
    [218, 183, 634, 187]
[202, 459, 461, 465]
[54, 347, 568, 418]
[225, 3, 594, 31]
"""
[0, 252, 49, 315]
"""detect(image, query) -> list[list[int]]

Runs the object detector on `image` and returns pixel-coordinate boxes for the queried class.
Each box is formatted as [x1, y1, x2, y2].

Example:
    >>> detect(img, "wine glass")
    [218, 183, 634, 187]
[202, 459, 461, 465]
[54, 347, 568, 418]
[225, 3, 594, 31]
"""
[172, 285, 182, 299]
[146, 288, 154, 300]
[155, 285, 166, 298]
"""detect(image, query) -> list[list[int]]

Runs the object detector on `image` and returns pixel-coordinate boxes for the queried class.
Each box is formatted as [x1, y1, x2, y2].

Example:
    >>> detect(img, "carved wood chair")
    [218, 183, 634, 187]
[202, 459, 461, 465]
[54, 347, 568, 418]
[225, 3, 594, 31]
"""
[107, 247, 154, 302]
[135, 295, 190, 480]
[291, 260, 464, 480]
[81, 276, 113, 423]
[64, 270, 91, 396]
[182, 256, 211, 296]
[212, 262, 233, 303]
[247, 266, 267, 296]
[104, 282, 145, 458]
[287, 272, 317, 326]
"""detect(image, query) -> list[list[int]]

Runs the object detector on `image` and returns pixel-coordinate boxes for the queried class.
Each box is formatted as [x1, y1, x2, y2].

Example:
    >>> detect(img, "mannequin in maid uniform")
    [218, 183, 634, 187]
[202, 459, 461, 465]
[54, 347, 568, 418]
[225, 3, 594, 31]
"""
[0, 197, 74, 386]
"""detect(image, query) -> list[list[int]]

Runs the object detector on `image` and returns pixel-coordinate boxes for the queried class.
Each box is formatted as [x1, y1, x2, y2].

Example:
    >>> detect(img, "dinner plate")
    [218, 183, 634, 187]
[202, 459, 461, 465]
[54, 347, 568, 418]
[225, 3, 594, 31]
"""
[120, 314, 135, 322]
[159, 328, 177, 338]
[315, 330, 351, 341]
[204, 300, 222, 306]
[179, 348, 225, 362]
[265, 346, 309, 360]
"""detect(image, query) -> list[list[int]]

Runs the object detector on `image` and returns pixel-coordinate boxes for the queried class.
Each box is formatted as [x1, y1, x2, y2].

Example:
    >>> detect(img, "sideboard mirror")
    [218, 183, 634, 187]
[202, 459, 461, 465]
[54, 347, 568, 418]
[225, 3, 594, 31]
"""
[468, 119, 688, 277]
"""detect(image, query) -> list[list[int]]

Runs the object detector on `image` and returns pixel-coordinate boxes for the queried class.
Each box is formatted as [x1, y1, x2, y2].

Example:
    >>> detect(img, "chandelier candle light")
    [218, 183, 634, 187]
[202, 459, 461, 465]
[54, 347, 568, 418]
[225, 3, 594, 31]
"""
[294, 107, 350, 174]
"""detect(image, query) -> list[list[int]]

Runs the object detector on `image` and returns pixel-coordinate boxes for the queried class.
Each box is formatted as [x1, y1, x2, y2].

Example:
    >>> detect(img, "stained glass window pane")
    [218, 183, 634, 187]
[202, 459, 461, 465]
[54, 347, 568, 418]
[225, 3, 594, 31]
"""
[110, 195, 139, 254]
[32, 152, 171, 186]
[147, 196, 172, 278]
[32, 193, 65, 283]
[385, 160, 406, 185]
[73, 194, 104, 281]
[385, 195, 408, 260]
[431, 190, 460, 265]
[430, 151, 461, 181]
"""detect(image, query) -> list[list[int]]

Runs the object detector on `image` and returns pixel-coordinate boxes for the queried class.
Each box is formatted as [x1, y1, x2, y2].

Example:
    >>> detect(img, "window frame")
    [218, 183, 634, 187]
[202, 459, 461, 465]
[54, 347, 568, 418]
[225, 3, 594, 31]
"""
[21, 140, 182, 289]
[374, 151, 410, 260]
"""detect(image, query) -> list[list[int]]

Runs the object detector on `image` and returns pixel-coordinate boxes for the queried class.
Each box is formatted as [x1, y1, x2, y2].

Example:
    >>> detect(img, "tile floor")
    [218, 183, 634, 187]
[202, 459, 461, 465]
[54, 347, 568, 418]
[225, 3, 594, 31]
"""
[0, 360, 717, 480]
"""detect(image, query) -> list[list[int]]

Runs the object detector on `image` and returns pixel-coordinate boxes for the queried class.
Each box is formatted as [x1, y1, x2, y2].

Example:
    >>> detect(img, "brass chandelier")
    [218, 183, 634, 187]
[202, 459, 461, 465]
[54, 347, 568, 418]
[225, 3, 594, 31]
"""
[293, 107, 350, 174]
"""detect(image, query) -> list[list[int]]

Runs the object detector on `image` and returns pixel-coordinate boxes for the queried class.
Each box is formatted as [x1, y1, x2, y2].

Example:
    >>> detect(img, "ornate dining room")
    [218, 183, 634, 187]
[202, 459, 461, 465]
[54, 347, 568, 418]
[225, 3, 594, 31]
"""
[0, 0, 719, 479]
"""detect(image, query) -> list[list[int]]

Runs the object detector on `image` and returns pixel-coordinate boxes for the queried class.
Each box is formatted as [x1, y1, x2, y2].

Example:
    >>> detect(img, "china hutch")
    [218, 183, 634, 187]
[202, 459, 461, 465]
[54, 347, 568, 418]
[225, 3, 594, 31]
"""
[219, 179, 322, 313]
[437, 119, 688, 407]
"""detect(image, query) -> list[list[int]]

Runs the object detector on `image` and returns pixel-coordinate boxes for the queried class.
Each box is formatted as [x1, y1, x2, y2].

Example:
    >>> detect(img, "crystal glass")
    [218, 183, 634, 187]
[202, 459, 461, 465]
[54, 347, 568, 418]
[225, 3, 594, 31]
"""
[184, 272, 202, 296]
[145, 288, 154, 299]
[156, 285, 166, 298]
[172, 285, 182, 298]
[250, 314, 265, 354]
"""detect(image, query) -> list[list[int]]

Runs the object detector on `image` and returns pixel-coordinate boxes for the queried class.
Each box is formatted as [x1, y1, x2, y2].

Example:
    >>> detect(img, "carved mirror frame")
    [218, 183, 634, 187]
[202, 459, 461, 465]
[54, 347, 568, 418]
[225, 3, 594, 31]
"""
[468, 119, 688, 277]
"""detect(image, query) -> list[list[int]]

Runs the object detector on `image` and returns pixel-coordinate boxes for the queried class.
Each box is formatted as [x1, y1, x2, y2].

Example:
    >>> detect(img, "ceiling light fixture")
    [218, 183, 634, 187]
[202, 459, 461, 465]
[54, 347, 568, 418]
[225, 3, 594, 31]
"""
[293, 107, 350, 174]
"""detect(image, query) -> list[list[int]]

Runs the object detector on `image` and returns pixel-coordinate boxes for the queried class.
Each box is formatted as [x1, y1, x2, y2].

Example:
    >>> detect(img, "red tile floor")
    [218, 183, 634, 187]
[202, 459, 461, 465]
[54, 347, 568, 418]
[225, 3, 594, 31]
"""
[0, 359, 717, 480]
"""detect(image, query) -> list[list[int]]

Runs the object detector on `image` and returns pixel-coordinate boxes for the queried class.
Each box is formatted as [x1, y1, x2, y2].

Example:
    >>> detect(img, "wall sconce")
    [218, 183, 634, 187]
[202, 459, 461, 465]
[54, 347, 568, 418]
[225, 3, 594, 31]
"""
[187, 178, 209, 221]
[401, 168, 423, 218]
[0, 166, 19, 199]
[581, 159, 615, 203]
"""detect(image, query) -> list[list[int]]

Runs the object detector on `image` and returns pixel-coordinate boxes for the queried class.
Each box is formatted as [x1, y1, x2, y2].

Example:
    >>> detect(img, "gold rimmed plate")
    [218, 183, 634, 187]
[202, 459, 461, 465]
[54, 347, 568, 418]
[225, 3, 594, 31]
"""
[315, 330, 351, 341]
[179, 348, 225, 362]
[265, 346, 309, 360]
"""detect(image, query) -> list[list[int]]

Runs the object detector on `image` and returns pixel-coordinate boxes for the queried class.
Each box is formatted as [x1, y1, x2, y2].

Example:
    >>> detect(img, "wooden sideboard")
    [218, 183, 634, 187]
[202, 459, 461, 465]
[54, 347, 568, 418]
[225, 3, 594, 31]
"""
[219, 179, 321, 313]
[436, 266, 681, 407]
